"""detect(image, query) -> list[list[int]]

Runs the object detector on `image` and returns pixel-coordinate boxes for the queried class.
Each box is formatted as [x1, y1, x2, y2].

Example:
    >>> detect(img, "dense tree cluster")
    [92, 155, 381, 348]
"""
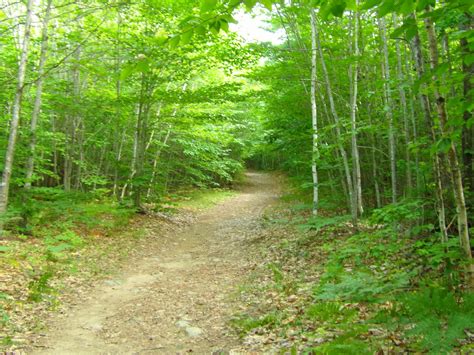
[0, 0, 473, 282]
[243, 0, 474, 285]
[0, 0, 258, 216]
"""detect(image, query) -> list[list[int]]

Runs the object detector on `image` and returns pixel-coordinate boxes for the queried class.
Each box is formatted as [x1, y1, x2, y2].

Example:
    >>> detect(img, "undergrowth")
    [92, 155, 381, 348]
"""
[0, 187, 135, 347]
[232, 188, 474, 353]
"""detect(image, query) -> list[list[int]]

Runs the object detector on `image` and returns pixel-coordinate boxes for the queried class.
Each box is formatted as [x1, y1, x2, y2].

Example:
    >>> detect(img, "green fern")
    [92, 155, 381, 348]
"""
[398, 289, 474, 352]
[299, 215, 351, 232]
[315, 271, 410, 303]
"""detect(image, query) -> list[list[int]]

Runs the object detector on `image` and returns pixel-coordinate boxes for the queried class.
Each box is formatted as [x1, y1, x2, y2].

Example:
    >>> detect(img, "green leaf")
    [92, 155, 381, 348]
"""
[399, 0, 415, 15]
[259, 0, 273, 10]
[220, 20, 229, 32]
[377, 0, 395, 17]
[200, 0, 218, 13]
[435, 137, 452, 154]
[168, 35, 181, 49]
[416, 0, 435, 11]
[155, 29, 169, 45]
[464, 53, 474, 66]
[222, 14, 238, 24]
[361, 0, 382, 10]
[244, 0, 258, 11]
[120, 63, 137, 81]
[331, 0, 347, 17]
[195, 26, 207, 35]
[390, 17, 417, 40]
[181, 29, 194, 45]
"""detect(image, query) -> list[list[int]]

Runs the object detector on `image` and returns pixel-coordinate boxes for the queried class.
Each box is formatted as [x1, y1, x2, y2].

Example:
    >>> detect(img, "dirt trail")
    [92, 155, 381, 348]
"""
[31, 172, 280, 354]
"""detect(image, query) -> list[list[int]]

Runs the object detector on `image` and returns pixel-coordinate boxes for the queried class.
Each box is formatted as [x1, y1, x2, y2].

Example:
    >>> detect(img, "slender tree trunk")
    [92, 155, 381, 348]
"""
[425, 14, 474, 285]
[314, 15, 357, 223]
[0, 0, 34, 213]
[113, 128, 126, 196]
[393, 14, 412, 195]
[25, 0, 53, 189]
[368, 102, 382, 208]
[63, 45, 82, 191]
[460, 13, 474, 191]
[121, 103, 141, 200]
[405, 43, 421, 192]
[309, 8, 319, 216]
[113, 6, 123, 198]
[378, 17, 397, 204]
[412, 26, 448, 243]
[146, 128, 172, 198]
[350, 5, 363, 216]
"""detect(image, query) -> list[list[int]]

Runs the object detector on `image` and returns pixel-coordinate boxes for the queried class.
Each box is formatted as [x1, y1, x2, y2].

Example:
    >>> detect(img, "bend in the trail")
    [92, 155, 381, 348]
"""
[31, 171, 280, 354]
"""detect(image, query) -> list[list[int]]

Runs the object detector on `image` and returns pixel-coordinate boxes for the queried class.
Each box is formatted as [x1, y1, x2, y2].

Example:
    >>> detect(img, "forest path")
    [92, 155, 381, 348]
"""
[32, 172, 280, 355]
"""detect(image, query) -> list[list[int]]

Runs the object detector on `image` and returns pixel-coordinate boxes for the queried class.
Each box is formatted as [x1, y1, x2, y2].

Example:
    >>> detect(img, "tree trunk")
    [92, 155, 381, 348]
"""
[350, 5, 363, 216]
[412, 25, 448, 243]
[310, 8, 319, 216]
[25, 0, 53, 189]
[0, 0, 34, 213]
[314, 15, 357, 223]
[378, 17, 397, 204]
[460, 13, 474, 192]
[146, 127, 172, 198]
[425, 14, 474, 286]
[393, 14, 412, 196]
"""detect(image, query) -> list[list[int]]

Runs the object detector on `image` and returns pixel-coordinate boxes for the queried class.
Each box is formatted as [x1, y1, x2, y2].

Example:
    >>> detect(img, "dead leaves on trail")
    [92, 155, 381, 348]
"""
[0, 212, 192, 352]
[229, 206, 405, 353]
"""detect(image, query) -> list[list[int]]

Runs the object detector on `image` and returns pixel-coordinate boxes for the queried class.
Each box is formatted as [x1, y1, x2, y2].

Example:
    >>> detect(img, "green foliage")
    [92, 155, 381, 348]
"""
[370, 199, 426, 227]
[27, 269, 55, 302]
[0, 293, 10, 326]
[414, 237, 463, 269]
[313, 334, 371, 355]
[394, 289, 474, 352]
[231, 312, 281, 336]
[315, 271, 410, 303]
[305, 302, 357, 324]
[174, 188, 236, 209]
[299, 215, 352, 232]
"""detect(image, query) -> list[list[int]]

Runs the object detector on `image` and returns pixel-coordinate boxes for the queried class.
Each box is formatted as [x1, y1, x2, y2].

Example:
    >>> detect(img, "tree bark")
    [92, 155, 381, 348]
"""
[425, 15, 474, 285]
[350, 5, 363, 216]
[393, 14, 412, 195]
[310, 8, 319, 216]
[460, 13, 474, 192]
[412, 24, 448, 243]
[378, 17, 397, 204]
[146, 127, 172, 199]
[314, 15, 357, 223]
[0, 0, 35, 213]
[25, 0, 53, 189]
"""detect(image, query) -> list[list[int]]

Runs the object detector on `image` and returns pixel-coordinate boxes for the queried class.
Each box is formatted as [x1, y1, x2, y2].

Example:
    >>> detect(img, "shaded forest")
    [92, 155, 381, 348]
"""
[1, 0, 473, 352]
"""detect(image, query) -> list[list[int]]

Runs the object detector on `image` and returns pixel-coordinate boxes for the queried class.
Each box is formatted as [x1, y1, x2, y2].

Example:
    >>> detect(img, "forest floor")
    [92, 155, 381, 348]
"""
[23, 171, 281, 354]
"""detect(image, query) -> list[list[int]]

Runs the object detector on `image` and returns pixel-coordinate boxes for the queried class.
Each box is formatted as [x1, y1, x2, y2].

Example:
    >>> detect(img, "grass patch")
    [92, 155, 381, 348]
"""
[173, 188, 237, 210]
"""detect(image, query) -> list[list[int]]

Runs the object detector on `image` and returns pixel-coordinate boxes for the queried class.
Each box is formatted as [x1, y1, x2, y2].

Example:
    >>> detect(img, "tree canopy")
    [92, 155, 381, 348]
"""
[0, 0, 473, 351]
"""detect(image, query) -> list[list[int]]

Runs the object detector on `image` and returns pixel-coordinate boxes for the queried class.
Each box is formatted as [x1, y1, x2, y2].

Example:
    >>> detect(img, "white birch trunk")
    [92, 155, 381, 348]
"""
[314, 16, 356, 223]
[412, 25, 448, 243]
[350, 5, 363, 216]
[425, 15, 474, 286]
[309, 8, 319, 216]
[25, 0, 53, 189]
[146, 128, 172, 198]
[0, 0, 34, 213]
[378, 17, 397, 204]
